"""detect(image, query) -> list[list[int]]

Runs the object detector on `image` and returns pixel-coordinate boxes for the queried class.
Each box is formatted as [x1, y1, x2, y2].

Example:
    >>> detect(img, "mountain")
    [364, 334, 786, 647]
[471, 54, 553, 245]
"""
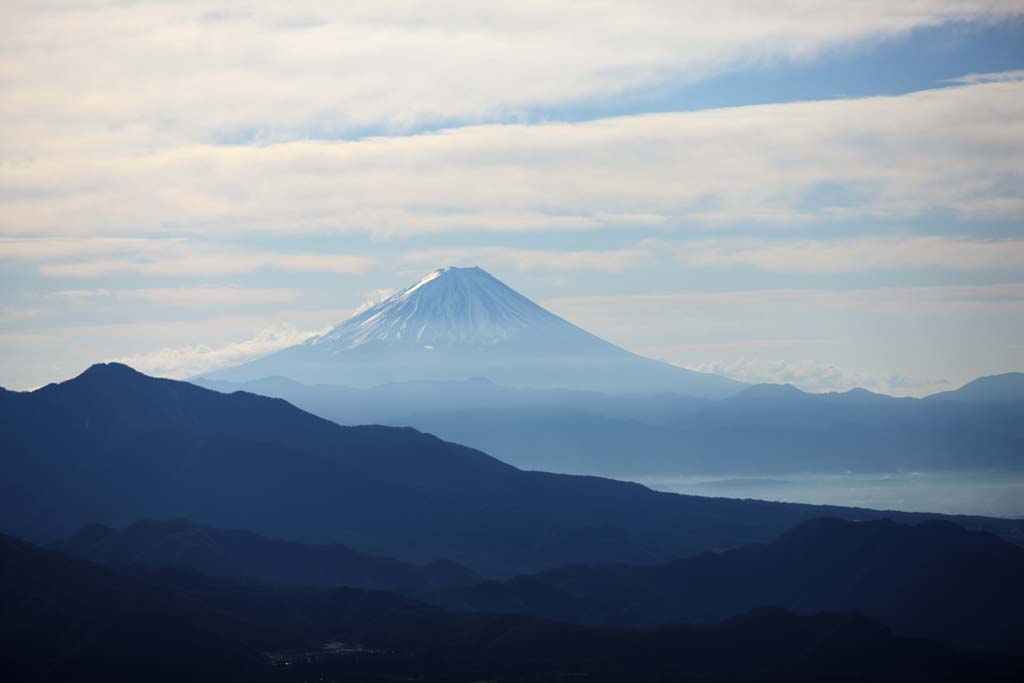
[203, 266, 744, 398]
[430, 518, 1024, 653]
[926, 373, 1024, 402]
[53, 519, 480, 594]
[5, 364, 1023, 577]
[195, 374, 1024, 476]
[3, 532, 1017, 683]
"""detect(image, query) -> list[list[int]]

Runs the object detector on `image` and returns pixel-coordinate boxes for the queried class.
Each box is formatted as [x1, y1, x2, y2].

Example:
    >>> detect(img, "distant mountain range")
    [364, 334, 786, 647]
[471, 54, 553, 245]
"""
[4, 363, 1021, 577]
[5, 531, 1021, 683]
[203, 266, 745, 398]
[195, 372, 1024, 476]
[190, 265, 1023, 478]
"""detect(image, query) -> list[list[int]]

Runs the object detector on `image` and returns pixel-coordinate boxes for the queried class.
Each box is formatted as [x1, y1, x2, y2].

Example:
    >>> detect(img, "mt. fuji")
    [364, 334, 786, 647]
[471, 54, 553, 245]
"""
[207, 266, 744, 398]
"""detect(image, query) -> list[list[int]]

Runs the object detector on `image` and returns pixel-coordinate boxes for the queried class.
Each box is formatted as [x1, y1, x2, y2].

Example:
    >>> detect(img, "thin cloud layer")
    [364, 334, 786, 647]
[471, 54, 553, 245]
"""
[4, 1, 1017, 148]
[3, 80, 1021, 241]
[54, 287, 301, 307]
[679, 237, 1024, 273]
[112, 324, 329, 378]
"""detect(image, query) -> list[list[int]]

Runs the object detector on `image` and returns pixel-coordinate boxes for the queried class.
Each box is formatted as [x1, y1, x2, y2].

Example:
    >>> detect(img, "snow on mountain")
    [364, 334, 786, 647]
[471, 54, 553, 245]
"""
[308, 267, 573, 350]
[205, 266, 744, 398]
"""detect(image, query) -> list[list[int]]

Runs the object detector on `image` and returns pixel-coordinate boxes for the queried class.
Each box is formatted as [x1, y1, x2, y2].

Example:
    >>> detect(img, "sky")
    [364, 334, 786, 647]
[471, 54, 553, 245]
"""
[1, 1, 1023, 396]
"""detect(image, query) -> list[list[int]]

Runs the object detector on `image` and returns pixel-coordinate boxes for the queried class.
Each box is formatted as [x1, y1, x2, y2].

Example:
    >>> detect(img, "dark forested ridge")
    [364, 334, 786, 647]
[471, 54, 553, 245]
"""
[53, 518, 481, 593]
[2, 532, 1020, 683]
[429, 517, 1024, 653]
[55, 516, 1024, 654]
[3, 363, 1022, 578]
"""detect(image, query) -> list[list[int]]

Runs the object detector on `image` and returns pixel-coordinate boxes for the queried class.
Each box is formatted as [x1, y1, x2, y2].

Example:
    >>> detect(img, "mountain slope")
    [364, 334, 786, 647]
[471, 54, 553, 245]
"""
[926, 372, 1024, 402]
[3, 364, 1021, 577]
[195, 374, 1024, 476]
[204, 266, 744, 397]
[53, 519, 480, 594]
[6, 532, 1010, 683]
[430, 518, 1024, 653]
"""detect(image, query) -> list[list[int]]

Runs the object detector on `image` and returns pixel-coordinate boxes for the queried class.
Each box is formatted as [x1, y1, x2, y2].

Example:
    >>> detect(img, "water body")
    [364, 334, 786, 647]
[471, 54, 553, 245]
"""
[637, 471, 1024, 519]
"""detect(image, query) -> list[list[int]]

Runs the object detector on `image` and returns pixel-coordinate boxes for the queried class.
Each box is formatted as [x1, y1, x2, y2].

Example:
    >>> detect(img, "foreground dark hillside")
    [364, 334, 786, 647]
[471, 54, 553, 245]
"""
[2, 363, 1022, 577]
[2, 532, 1019, 683]
[56, 517, 1024, 655]
[430, 518, 1024, 653]
[53, 518, 480, 593]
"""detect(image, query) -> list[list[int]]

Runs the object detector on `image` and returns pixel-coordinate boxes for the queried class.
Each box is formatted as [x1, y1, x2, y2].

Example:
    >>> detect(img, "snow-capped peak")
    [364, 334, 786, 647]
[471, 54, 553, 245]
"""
[307, 266, 570, 350]
[208, 265, 746, 397]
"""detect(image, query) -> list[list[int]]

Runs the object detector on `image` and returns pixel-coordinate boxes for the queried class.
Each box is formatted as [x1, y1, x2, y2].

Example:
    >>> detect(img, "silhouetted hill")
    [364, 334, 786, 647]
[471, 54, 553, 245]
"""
[2, 532, 1018, 683]
[430, 518, 1024, 653]
[3, 364, 1021, 577]
[926, 373, 1024, 402]
[53, 519, 480, 593]
[195, 373, 1024, 476]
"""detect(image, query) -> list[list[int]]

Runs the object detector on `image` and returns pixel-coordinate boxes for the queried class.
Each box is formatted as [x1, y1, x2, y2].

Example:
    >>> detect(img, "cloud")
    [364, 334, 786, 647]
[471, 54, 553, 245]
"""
[545, 283, 1024, 323]
[400, 246, 653, 273]
[0, 306, 43, 322]
[37, 252, 374, 278]
[685, 357, 950, 396]
[0, 332, 61, 348]
[110, 324, 330, 379]
[678, 236, 1024, 273]
[0, 237, 185, 260]
[643, 338, 846, 355]
[117, 286, 299, 305]
[944, 69, 1024, 84]
[353, 288, 396, 315]
[0, 307, 359, 390]
[51, 289, 113, 300]
[3, 79, 1021, 241]
[4, 1, 1016, 150]
[1, 237, 374, 277]
[52, 287, 301, 306]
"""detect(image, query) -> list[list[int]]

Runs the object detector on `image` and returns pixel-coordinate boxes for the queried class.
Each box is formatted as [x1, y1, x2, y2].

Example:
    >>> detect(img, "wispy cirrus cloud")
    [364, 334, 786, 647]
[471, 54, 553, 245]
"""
[0, 308, 355, 391]
[944, 69, 1024, 84]
[111, 324, 330, 379]
[3, 79, 1021, 240]
[37, 252, 374, 278]
[642, 338, 847, 355]
[0, 237, 185, 260]
[546, 283, 1024, 322]
[400, 246, 653, 274]
[4, 1, 1016, 149]
[678, 236, 1024, 273]
[52, 287, 301, 306]
[1, 237, 374, 277]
